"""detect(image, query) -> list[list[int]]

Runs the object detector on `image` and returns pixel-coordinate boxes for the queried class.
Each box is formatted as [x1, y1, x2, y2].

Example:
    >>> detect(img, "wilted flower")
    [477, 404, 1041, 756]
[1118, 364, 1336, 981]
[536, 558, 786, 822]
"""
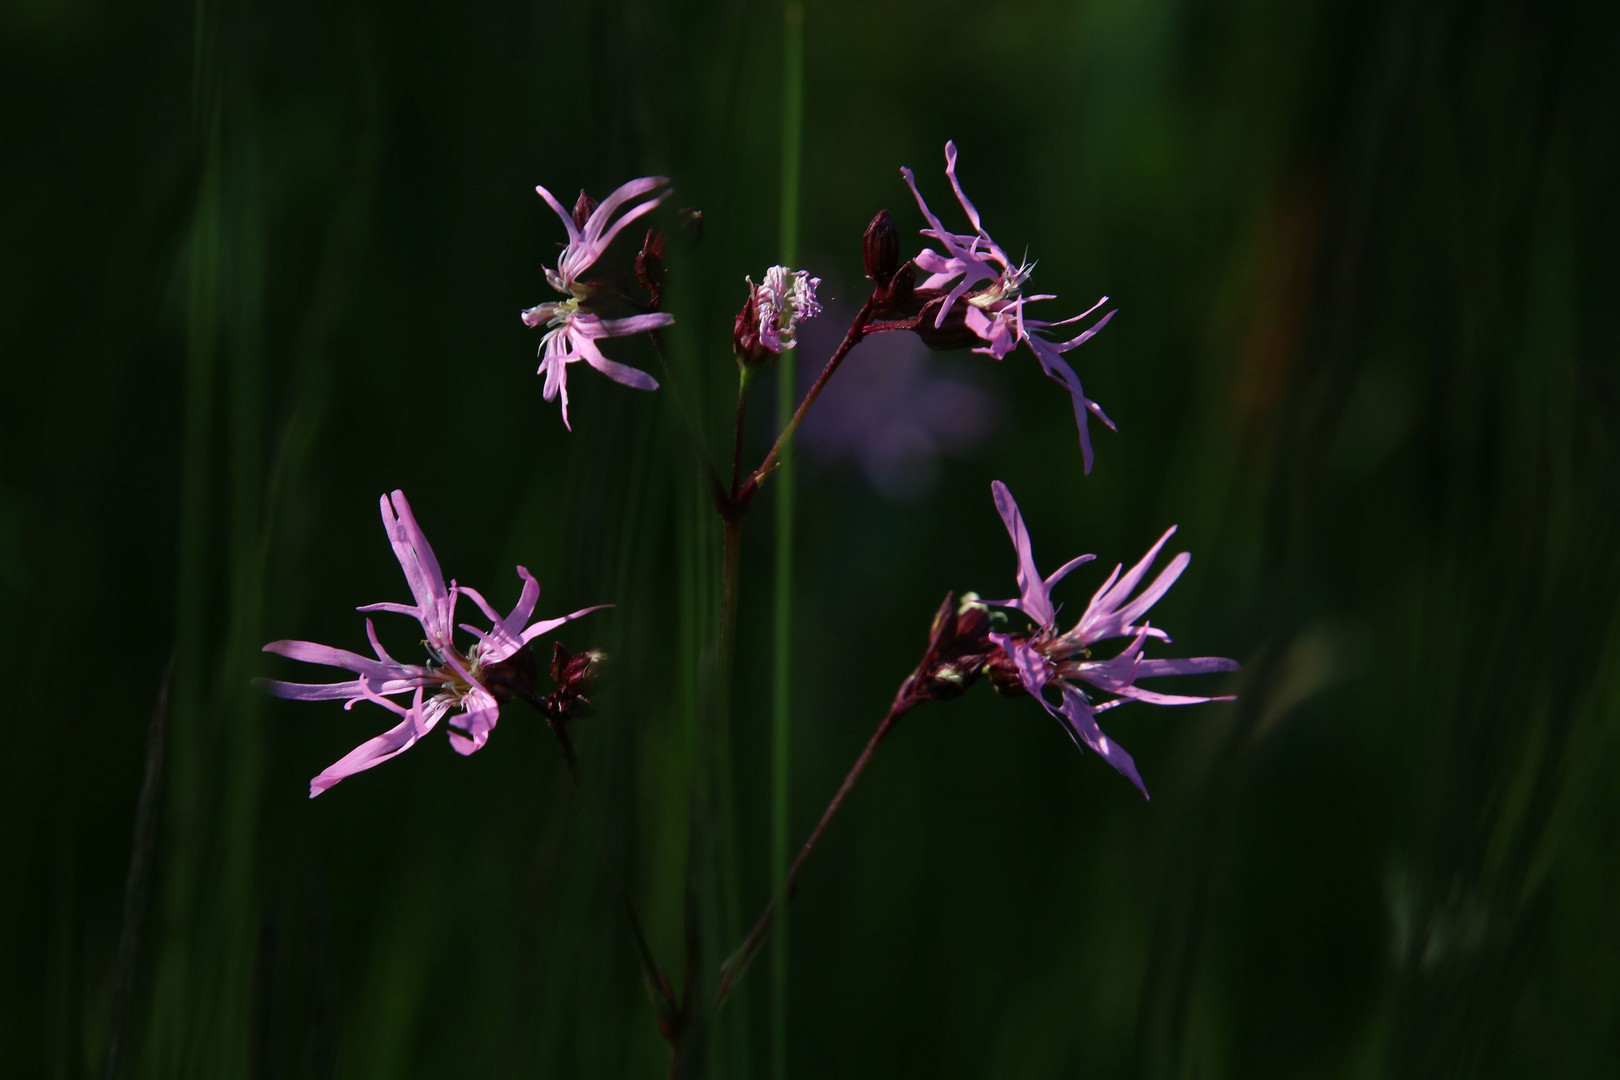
[735, 265, 822, 365]
[522, 176, 676, 429]
[983, 481, 1238, 798]
[256, 490, 606, 797]
[901, 142, 1117, 473]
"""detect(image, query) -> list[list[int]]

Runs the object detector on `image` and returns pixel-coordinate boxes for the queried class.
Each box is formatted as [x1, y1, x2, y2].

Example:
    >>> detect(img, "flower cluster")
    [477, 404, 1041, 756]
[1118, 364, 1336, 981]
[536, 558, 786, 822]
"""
[256, 491, 604, 796]
[255, 146, 1241, 1052]
[264, 145, 1238, 814]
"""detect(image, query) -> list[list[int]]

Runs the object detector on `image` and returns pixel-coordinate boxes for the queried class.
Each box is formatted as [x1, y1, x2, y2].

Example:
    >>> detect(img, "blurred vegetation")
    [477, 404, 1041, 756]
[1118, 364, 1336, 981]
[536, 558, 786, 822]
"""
[3, 0, 1617, 1076]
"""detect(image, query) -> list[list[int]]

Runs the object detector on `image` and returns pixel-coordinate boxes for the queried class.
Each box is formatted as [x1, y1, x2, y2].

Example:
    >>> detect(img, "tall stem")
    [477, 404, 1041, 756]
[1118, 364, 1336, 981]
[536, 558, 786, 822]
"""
[772, 4, 807, 1077]
[714, 690, 921, 1009]
[731, 368, 751, 497]
[749, 296, 875, 493]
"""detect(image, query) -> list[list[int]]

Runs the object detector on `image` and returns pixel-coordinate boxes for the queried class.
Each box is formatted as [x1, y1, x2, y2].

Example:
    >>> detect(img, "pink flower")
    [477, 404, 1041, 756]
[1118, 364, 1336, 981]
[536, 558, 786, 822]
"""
[984, 481, 1239, 799]
[901, 142, 1117, 473]
[257, 491, 606, 797]
[749, 265, 822, 353]
[733, 265, 823, 366]
[522, 176, 675, 429]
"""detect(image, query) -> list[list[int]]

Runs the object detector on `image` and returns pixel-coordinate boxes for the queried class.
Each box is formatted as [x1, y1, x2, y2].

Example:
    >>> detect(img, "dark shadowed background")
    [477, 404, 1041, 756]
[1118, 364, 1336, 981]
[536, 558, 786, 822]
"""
[5, 0, 1619, 1076]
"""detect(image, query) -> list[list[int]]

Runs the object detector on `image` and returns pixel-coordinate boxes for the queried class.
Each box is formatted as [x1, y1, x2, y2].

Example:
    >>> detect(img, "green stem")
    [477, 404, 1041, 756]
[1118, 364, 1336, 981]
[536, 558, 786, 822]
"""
[732, 367, 752, 497]
[773, 3, 806, 1076]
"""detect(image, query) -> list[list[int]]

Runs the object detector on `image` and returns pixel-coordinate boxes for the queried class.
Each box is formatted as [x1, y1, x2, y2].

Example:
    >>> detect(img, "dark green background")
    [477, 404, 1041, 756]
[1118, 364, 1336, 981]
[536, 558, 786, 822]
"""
[6, 0, 1619, 1075]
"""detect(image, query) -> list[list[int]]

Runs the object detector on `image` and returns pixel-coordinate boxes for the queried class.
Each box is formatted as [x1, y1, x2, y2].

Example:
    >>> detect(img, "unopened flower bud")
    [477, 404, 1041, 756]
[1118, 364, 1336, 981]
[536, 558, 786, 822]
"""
[551, 641, 605, 694]
[545, 642, 607, 721]
[679, 207, 704, 243]
[911, 591, 997, 702]
[863, 209, 900, 286]
[482, 642, 539, 705]
[571, 189, 598, 231]
[882, 259, 915, 306]
[636, 229, 666, 303]
[733, 291, 769, 367]
[913, 295, 981, 352]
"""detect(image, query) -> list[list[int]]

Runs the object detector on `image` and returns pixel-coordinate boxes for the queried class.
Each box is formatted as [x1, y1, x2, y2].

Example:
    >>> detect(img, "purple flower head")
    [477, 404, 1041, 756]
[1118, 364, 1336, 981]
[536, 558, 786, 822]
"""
[522, 175, 676, 429]
[900, 142, 1117, 473]
[747, 265, 822, 353]
[257, 490, 607, 797]
[983, 481, 1239, 799]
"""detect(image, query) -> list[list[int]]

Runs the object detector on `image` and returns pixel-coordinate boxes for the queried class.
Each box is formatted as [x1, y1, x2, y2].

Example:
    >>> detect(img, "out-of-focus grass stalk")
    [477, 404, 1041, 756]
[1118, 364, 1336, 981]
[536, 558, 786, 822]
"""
[772, 4, 805, 1078]
[147, 3, 271, 1069]
[149, 65, 220, 1075]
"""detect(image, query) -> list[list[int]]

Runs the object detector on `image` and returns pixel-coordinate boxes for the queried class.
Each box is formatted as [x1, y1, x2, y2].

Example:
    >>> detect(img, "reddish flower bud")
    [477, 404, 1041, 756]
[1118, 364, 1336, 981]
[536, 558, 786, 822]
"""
[636, 228, 666, 304]
[863, 209, 900, 286]
[913, 294, 981, 352]
[571, 189, 598, 231]
[679, 206, 704, 243]
[733, 290, 770, 368]
[482, 642, 539, 705]
[545, 642, 606, 721]
[877, 259, 915, 309]
[908, 592, 997, 702]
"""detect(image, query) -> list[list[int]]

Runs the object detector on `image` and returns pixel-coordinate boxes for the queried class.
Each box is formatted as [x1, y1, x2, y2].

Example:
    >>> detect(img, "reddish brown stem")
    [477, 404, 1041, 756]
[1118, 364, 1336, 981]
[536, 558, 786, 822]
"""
[712, 687, 921, 1008]
[741, 294, 877, 500]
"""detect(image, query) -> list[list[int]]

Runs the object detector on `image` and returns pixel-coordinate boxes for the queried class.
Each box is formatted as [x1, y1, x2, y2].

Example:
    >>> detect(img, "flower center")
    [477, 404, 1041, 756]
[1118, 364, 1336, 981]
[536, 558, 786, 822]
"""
[968, 260, 1034, 310]
[425, 642, 488, 703]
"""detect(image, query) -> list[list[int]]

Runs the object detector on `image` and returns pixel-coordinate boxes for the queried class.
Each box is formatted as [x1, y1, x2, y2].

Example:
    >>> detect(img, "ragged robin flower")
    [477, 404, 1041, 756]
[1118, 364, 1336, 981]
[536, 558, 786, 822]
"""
[982, 481, 1239, 798]
[522, 176, 676, 429]
[256, 490, 607, 796]
[734, 265, 822, 366]
[901, 142, 1117, 473]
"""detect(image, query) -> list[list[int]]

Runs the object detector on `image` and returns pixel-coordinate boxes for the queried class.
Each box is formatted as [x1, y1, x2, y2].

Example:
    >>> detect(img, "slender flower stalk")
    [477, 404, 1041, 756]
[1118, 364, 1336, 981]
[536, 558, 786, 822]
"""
[522, 176, 676, 428]
[715, 689, 917, 1008]
[902, 142, 1118, 472]
[983, 481, 1239, 798]
[256, 490, 606, 796]
[715, 591, 993, 1009]
[743, 294, 878, 497]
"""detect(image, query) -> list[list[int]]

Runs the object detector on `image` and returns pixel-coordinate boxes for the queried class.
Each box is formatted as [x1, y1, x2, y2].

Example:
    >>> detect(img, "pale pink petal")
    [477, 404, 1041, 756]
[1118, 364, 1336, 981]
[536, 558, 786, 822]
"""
[309, 687, 448, 798]
[992, 633, 1056, 702]
[1059, 686, 1148, 799]
[445, 686, 501, 756]
[1086, 528, 1179, 636]
[534, 183, 581, 244]
[1134, 657, 1242, 678]
[599, 312, 676, 337]
[941, 140, 983, 233]
[458, 584, 503, 625]
[1111, 552, 1192, 631]
[988, 480, 1057, 627]
[584, 353, 659, 391]
[378, 491, 455, 648]
[518, 603, 613, 647]
[1044, 553, 1097, 592]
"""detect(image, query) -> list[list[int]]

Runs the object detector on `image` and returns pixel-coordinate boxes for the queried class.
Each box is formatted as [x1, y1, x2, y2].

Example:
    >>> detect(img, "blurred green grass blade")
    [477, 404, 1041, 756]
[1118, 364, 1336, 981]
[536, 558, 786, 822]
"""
[772, 4, 805, 1079]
